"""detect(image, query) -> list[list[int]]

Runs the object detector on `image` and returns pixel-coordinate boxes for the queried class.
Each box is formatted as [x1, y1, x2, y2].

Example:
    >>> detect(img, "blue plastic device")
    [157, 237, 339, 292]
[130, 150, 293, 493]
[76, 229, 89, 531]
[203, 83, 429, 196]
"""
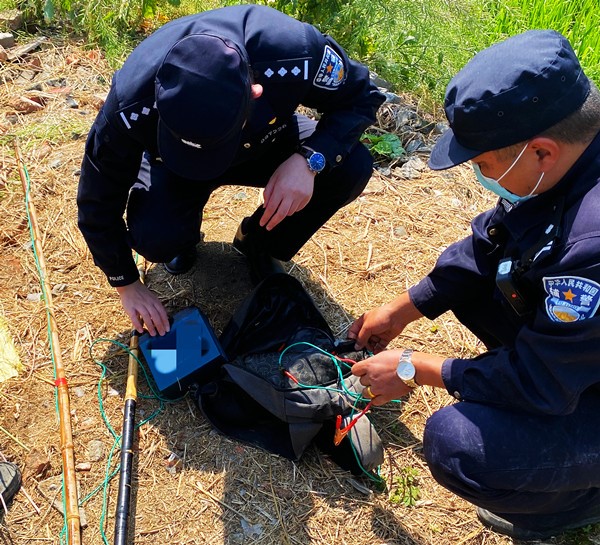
[138, 306, 225, 398]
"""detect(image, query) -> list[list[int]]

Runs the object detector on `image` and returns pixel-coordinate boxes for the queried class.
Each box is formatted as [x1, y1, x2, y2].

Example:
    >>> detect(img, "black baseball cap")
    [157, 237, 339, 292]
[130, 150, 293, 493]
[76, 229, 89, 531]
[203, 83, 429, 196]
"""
[156, 33, 251, 180]
[429, 30, 591, 170]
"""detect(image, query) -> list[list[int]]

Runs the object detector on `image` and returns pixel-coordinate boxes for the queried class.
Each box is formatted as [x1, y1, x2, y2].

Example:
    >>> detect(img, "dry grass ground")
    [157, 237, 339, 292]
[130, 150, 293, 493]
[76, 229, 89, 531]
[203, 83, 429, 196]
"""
[1, 38, 597, 545]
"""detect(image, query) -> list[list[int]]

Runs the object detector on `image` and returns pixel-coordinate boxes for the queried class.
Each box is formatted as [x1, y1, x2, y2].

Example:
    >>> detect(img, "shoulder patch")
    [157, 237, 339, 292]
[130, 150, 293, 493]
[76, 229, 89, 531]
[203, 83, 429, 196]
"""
[542, 275, 600, 322]
[115, 98, 157, 131]
[313, 45, 345, 90]
[254, 58, 311, 82]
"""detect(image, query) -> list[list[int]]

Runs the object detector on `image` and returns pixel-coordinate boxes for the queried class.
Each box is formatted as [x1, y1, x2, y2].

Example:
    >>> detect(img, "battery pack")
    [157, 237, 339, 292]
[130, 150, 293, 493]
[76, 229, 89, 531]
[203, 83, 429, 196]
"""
[138, 307, 225, 398]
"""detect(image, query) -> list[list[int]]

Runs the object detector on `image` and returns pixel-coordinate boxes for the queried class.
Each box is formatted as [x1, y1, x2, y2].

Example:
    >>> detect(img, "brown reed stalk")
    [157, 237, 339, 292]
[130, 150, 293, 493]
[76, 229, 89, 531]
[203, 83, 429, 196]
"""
[14, 140, 81, 545]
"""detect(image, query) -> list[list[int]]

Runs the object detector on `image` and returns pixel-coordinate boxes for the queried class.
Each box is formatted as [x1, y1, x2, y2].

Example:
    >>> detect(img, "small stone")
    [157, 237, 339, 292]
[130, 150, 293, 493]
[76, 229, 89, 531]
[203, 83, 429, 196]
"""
[393, 226, 408, 238]
[0, 9, 23, 30]
[65, 95, 78, 109]
[73, 386, 85, 398]
[0, 32, 14, 49]
[25, 449, 51, 480]
[12, 96, 44, 114]
[75, 462, 91, 472]
[87, 440, 105, 462]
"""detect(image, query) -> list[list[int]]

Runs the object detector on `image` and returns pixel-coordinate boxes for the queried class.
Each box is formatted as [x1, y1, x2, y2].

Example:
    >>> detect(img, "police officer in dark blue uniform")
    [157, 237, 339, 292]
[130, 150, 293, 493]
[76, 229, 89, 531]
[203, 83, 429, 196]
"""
[348, 30, 600, 540]
[77, 5, 385, 336]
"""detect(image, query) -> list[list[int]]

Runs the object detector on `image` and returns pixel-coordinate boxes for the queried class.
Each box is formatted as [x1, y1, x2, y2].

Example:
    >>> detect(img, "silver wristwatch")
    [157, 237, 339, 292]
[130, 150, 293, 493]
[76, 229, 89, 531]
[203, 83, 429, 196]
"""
[396, 348, 418, 388]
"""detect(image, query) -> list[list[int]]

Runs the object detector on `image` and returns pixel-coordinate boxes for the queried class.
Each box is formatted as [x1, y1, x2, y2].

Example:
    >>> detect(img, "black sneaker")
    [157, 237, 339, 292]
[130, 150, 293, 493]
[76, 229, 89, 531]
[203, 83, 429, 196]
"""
[232, 222, 285, 284]
[164, 247, 197, 275]
[0, 462, 21, 512]
[477, 507, 600, 540]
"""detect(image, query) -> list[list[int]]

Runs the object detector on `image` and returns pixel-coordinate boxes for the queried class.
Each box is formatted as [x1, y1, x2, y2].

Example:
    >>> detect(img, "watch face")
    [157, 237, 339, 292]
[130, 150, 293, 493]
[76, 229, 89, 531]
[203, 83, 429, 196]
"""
[308, 152, 326, 172]
[397, 360, 416, 381]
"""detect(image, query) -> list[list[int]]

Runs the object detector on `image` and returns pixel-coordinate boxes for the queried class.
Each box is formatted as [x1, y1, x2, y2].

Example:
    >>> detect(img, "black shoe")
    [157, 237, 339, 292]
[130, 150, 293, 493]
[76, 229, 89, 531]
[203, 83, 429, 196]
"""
[0, 462, 21, 512]
[164, 247, 197, 275]
[477, 507, 600, 540]
[232, 222, 285, 284]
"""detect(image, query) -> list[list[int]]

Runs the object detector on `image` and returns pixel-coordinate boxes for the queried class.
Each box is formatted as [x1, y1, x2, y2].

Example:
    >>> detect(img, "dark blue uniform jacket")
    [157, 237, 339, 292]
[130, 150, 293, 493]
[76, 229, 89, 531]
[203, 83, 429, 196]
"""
[410, 131, 600, 416]
[77, 5, 384, 286]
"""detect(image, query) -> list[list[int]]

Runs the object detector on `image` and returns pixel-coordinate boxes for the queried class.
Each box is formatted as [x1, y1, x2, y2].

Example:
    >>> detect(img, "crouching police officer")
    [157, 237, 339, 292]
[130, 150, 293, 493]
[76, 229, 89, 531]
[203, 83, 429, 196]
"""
[77, 5, 385, 336]
[349, 30, 600, 540]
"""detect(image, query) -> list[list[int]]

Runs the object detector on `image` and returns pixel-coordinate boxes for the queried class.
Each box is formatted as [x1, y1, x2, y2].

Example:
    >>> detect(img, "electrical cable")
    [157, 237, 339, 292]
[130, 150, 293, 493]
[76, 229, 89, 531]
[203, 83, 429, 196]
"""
[278, 341, 401, 483]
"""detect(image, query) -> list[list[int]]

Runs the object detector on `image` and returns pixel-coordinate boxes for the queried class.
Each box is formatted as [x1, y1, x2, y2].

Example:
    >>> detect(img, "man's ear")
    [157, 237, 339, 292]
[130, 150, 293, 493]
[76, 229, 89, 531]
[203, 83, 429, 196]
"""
[250, 83, 263, 100]
[529, 137, 560, 169]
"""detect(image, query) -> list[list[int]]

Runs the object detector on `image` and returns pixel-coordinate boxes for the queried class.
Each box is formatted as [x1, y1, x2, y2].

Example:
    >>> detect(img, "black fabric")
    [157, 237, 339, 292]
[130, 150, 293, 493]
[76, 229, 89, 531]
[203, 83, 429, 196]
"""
[194, 274, 384, 473]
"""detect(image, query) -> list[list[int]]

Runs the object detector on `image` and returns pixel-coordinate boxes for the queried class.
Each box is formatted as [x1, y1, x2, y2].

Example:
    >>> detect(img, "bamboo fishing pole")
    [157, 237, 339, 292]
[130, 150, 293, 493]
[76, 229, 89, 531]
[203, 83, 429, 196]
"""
[14, 140, 81, 545]
[114, 328, 140, 545]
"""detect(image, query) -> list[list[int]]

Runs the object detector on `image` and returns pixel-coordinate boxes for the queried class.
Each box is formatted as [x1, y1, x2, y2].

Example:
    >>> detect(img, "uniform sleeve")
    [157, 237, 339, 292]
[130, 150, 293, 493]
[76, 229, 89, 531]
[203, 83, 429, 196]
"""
[77, 102, 144, 287]
[408, 206, 503, 319]
[300, 31, 385, 168]
[435, 232, 600, 415]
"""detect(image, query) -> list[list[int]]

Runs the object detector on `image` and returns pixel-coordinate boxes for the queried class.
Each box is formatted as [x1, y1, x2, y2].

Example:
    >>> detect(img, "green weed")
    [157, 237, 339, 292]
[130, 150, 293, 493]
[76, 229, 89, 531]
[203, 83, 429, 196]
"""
[362, 133, 405, 160]
[390, 466, 421, 507]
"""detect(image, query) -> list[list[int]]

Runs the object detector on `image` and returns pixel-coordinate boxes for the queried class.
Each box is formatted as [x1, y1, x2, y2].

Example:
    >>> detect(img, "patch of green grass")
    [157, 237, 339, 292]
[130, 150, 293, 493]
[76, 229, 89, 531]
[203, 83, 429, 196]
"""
[389, 466, 421, 507]
[8, 113, 91, 145]
[9, 0, 600, 112]
[486, 0, 600, 84]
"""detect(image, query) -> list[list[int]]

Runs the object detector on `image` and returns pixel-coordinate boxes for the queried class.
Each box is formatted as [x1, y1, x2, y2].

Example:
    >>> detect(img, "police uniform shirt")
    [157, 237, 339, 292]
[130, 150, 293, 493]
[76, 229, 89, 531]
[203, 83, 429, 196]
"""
[409, 130, 600, 416]
[77, 4, 385, 287]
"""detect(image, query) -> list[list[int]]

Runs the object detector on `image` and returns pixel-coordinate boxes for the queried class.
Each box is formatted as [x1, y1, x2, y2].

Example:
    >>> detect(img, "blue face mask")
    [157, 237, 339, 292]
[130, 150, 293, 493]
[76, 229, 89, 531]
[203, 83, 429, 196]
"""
[472, 143, 544, 204]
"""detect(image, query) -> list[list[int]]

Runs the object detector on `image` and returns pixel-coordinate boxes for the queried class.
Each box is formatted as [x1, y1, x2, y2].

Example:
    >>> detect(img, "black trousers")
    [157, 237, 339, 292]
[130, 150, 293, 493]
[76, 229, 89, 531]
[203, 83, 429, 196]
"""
[125, 114, 373, 263]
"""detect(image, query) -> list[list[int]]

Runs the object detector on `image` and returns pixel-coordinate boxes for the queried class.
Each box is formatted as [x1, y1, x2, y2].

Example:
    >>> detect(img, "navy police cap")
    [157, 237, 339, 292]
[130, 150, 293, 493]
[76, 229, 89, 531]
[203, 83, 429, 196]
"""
[156, 33, 251, 180]
[429, 30, 591, 170]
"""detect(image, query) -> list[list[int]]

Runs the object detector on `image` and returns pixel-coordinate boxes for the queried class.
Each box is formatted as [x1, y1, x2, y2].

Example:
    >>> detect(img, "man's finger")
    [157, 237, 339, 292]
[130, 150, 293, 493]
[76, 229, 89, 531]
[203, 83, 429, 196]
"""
[139, 309, 157, 337]
[351, 361, 366, 376]
[266, 201, 291, 230]
[131, 314, 145, 335]
[260, 194, 282, 227]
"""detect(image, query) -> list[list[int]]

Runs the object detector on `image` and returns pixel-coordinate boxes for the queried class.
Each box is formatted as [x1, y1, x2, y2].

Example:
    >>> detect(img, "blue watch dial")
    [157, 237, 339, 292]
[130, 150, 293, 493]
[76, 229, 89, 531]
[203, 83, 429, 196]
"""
[308, 151, 326, 173]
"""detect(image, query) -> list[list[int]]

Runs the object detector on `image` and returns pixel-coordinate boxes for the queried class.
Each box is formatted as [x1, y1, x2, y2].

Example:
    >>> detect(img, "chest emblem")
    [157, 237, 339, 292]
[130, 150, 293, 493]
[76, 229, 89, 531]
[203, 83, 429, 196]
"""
[314, 45, 345, 89]
[542, 275, 600, 322]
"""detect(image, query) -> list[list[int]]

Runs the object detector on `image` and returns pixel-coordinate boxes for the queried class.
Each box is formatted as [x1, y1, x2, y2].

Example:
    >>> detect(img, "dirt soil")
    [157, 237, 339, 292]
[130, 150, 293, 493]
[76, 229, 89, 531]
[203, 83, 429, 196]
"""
[0, 36, 597, 545]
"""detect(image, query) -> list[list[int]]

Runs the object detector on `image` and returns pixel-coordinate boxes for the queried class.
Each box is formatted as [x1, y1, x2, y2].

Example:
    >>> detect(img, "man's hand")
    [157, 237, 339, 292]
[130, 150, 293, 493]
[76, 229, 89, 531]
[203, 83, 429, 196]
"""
[348, 292, 424, 353]
[352, 349, 446, 405]
[351, 349, 412, 405]
[260, 153, 315, 231]
[348, 303, 406, 353]
[116, 280, 170, 336]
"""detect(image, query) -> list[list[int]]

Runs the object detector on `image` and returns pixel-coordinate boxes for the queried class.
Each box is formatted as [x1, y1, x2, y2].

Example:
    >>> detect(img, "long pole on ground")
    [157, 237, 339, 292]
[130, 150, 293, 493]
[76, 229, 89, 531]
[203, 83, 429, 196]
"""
[14, 140, 81, 545]
[113, 327, 141, 545]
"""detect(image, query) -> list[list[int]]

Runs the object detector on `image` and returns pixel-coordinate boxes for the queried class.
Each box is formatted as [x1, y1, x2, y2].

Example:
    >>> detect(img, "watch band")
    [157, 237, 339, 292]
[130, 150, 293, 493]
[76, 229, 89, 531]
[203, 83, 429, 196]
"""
[297, 145, 326, 173]
[397, 348, 418, 389]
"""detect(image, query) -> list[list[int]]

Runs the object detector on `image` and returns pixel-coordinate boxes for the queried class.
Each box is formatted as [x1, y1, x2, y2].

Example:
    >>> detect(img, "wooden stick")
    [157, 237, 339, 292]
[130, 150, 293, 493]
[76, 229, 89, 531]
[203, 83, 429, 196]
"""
[14, 140, 81, 545]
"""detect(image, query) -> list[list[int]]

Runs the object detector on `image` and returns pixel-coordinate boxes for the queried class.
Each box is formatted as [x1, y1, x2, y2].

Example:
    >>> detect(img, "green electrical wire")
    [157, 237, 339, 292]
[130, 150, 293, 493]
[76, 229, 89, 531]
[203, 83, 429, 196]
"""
[278, 341, 400, 484]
